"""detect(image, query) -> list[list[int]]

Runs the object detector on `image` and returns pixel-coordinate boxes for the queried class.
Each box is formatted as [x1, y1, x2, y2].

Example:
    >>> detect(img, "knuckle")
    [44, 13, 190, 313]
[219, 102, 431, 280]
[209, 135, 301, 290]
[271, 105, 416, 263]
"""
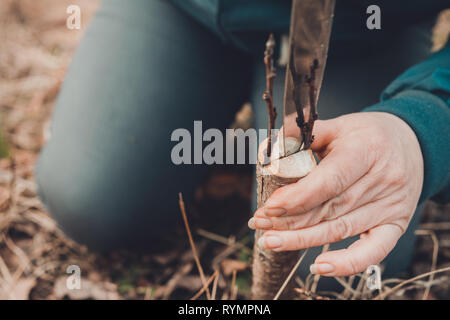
[323, 198, 338, 220]
[284, 217, 297, 230]
[322, 193, 348, 220]
[294, 231, 306, 249]
[326, 170, 345, 198]
[334, 216, 353, 240]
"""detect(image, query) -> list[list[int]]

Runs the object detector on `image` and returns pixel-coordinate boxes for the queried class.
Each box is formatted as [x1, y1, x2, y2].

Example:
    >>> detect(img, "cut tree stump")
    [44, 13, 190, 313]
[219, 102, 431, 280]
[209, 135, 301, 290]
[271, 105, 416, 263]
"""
[251, 136, 316, 300]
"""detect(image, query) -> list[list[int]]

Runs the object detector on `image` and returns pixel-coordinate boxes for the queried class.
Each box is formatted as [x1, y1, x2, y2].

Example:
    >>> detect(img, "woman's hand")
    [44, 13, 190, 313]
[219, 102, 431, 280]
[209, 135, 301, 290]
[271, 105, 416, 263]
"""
[248, 112, 424, 277]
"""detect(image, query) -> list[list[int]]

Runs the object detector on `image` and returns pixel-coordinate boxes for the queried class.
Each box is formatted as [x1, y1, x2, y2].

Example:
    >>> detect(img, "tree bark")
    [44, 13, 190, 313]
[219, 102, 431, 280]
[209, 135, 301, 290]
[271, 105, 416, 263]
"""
[251, 137, 316, 300]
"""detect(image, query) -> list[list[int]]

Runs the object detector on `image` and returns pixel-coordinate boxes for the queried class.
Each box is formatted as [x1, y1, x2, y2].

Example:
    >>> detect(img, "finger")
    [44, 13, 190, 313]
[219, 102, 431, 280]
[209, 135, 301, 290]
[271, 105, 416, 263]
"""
[258, 201, 382, 251]
[251, 169, 380, 231]
[310, 224, 403, 276]
[262, 138, 370, 217]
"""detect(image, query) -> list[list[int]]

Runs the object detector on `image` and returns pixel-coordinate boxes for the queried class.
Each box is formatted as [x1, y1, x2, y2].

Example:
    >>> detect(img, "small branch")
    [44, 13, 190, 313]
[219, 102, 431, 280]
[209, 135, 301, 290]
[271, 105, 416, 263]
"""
[273, 249, 308, 300]
[415, 229, 439, 300]
[375, 266, 450, 300]
[294, 288, 332, 300]
[196, 228, 251, 253]
[334, 277, 359, 296]
[161, 263, 193, 300]
[211, 271, 220, 300]
[352, 273, 367, 300]
[230, 269, 238, 300]
[190, 270, 218, 300]
[179, 193, 211, 300]
[419, 222, 450, 230]
[288, 45, 304, 138]
[304, 59, 319, 149]
[342, 275, 356, 299]
[263, 33, 277, 158]
[288, 45, 320, 150]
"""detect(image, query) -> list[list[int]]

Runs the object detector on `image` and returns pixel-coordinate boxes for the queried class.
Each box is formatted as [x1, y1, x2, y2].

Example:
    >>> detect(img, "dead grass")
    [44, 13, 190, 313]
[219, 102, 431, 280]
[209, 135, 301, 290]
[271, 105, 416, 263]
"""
[0, 0, 449, 300]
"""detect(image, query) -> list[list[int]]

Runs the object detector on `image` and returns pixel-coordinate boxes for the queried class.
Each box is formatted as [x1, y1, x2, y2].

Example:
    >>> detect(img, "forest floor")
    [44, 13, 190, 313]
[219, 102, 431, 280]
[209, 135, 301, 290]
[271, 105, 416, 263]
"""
[0, 0, 449, 300]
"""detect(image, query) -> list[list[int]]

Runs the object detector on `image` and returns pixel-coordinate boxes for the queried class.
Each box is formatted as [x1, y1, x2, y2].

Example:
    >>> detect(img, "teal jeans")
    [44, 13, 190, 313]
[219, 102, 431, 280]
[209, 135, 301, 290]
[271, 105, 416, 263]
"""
[37, 0, 431, 278]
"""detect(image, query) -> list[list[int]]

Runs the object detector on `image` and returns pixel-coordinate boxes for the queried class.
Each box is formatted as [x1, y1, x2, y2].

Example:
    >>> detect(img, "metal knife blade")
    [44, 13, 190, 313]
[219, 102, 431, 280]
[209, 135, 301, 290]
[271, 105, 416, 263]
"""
[281, 0, 335, 156]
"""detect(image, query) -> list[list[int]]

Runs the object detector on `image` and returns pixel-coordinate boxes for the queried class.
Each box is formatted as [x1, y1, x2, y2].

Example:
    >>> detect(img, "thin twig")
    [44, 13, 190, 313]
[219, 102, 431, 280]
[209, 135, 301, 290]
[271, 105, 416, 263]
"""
[3, 235, 29, 277]
[303, 59, 319, 149]
[0, 255, 13, 297]
[179, 193, 211, 300]
[197, 228, 251, 253]
[295, 276, 305, 289]
[335, 277, 359, 296]
[161, 263, 193, 300]
[419, 222, 450, 230]
[0, 255, 12, 283]
[415, 229, 439, 300]
[294, 288, 332, 300]
[375, 266, 450, 300]
[304, 272, 314, 291]
[190, 271, 218, 300]
[342, 275, 356, 299]
[263, 33, 277, 158]
[198, 229, 251, 271]
[352, 273, 367, 300]
[274, 249, 308, 300]
[313, 290, 345, 300]
[211, 271, 220, 300]
[381, 278, 404, 286]
[230, 269, 238, 300]
[8, 156, 16, 209]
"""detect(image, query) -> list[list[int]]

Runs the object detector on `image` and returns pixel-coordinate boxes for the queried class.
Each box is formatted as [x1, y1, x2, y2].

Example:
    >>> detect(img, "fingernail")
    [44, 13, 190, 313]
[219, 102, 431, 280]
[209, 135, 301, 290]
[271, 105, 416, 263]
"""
[310, 263, 335, 274]
[258, 235, 282, 249]
[248, 217, 256, 229]
[255, 218, 273, 229]
[264, 207, 286, 217]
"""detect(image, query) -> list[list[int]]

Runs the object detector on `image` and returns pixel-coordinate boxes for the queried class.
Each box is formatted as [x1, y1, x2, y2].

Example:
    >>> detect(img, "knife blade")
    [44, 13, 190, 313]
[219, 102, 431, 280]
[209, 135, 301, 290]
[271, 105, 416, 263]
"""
[281, 0, 335, 156]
